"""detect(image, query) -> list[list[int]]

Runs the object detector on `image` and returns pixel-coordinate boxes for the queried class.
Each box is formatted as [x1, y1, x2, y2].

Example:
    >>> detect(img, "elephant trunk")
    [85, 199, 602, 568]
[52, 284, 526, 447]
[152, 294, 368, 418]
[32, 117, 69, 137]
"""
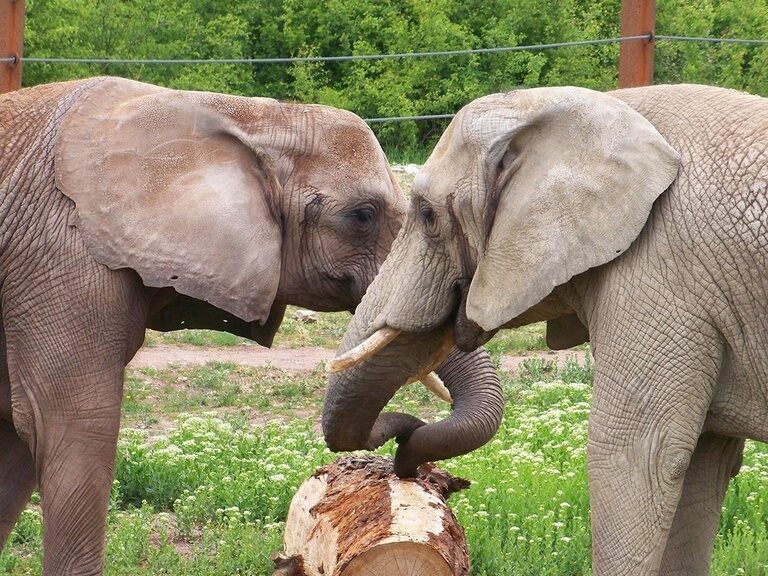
[391, 345, 503, 477]
[322, 314, 503, 477]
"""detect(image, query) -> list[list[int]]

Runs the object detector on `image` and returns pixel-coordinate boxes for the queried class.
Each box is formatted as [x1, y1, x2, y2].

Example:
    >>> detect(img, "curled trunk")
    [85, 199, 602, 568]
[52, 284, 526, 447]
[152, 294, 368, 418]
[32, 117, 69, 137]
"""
[323, 318, 503, 477]
[392, 346, 503, 477]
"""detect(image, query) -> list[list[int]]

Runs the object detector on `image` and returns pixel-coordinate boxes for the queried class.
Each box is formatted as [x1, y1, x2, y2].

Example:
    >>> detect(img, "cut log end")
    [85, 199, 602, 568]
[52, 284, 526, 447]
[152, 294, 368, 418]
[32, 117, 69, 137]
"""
[274, 456, 470, 576]
[341, 541, 452, 576]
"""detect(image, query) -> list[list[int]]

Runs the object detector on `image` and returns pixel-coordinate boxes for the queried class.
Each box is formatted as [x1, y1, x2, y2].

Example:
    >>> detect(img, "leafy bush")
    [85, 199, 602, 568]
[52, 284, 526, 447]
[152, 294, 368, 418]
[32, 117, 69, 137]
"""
[29, 0, 768, 158]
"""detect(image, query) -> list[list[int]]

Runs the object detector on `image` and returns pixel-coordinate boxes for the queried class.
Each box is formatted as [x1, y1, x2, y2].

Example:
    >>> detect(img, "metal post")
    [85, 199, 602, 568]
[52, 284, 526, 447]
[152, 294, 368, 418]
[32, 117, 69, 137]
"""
[619, 0, 655, 88]
[0, 0, 25, 93]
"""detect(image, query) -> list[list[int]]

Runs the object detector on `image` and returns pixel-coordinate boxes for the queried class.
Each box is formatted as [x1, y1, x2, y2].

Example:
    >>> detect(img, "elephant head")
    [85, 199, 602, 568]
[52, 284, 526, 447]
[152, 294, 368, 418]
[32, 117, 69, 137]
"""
[323, 86, 680, 476]
[54, 77, 404, 343]
[0, 76, 412, 575]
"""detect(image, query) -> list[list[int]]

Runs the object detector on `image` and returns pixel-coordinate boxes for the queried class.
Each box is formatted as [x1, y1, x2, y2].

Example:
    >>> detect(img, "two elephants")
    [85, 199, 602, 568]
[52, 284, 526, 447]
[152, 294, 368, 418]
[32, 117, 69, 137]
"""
[1, 77, 766, 575]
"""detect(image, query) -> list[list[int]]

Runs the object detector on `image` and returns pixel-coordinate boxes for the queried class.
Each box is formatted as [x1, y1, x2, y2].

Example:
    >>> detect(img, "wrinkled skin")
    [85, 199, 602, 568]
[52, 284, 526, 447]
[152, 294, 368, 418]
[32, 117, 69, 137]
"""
[0, 77, 404, 575]
[323, 84, 768, 575]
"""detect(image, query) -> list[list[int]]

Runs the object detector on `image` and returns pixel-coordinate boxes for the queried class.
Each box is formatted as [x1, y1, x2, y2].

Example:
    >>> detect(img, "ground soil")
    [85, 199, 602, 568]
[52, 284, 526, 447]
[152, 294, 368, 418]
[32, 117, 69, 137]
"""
[129, 344, 588, 373]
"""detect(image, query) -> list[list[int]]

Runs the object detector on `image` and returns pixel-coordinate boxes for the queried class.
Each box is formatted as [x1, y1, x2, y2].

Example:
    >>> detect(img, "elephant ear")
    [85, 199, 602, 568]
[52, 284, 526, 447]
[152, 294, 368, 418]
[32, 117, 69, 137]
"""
[466, 87, 680, 332]
[55, 77, 282, 324]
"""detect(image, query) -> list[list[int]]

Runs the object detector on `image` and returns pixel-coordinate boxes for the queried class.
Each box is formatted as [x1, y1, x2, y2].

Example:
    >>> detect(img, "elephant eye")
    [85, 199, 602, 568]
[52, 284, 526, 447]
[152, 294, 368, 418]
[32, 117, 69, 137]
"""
[347, 205, 377, 231]
[419, 202, 437, 233]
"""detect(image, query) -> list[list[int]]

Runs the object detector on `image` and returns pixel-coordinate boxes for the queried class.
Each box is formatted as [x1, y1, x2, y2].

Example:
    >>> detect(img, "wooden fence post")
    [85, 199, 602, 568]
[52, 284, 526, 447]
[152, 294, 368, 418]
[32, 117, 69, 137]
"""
[619, 0, 656, 88]
[1, 0, 25, 93]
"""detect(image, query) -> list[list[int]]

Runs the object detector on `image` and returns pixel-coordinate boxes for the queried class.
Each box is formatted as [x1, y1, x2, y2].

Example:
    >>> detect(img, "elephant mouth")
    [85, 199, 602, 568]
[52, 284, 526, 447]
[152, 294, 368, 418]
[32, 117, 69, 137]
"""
[327, 326, 402, 372]
[329, 272, 371, 313]
[327, 325, 455, 402]
[327, 281, 494, 375]
[452, 279, 497, 350]
[323, 325, 504, 478]
[295, 273, 363, 313]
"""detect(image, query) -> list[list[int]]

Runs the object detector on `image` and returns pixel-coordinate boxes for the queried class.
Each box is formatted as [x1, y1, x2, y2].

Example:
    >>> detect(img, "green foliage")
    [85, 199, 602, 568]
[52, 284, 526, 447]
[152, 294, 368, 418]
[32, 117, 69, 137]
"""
[144, 329, 246, 348]
[114, 416, 329, 518]
[121, 364, 328, 427]
[23, 0, 254, 93]
[655, 0, 768, 94]
[712, 442, 768, 575]
[447, 365, 594, 575]
[485, 322, 549, 357]
[24, 0, 768, 156]
[13, 0, 605, 156]
[273, 308, 351, 349]
[23, 0, 768, 158]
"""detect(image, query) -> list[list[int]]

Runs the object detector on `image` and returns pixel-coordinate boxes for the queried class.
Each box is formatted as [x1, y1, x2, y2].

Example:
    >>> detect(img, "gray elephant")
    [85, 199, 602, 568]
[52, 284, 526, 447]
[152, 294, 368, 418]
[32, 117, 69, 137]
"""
[0, 76, 406, 574]
[323, 84, 768, 575]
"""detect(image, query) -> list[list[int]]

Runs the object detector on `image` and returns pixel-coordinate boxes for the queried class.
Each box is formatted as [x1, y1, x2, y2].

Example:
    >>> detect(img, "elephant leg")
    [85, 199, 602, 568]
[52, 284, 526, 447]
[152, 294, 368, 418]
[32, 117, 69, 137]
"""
[587, 329, 720, 575]
[0, 420, 36, 548]
[658, 432, 744, 575]
[36, 405, 121, 575]
[2, 267, 148, 575]
[0, 320, 36, 548]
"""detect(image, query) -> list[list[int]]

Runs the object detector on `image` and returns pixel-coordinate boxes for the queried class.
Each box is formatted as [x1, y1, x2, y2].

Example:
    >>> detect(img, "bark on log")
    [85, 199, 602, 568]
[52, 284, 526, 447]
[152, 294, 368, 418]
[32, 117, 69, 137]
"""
[272, 455, 471, 576]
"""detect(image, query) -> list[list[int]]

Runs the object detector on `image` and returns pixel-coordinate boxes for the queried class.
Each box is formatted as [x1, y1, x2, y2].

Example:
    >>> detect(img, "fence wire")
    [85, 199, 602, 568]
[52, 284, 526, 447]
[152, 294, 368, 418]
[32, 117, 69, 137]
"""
[20, 36, 648, 65]
[656, 35, 768, 46]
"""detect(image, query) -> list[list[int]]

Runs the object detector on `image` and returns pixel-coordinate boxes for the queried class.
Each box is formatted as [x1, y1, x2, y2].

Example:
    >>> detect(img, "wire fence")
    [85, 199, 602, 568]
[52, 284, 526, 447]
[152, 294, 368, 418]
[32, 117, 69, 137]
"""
[6, 34, 768, 123]
[17, 35, 650, 65]
[655, 35, 768, 46]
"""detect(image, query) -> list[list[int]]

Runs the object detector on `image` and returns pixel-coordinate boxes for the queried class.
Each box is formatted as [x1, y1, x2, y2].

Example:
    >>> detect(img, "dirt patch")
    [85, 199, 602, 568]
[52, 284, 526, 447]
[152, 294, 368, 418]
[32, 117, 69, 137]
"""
[129, 344, 589, 374]
[130, 344, 334, 371]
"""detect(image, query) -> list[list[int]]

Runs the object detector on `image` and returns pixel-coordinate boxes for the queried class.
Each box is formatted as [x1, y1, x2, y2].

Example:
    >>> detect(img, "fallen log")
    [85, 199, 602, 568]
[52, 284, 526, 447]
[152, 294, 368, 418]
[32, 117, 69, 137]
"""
[272, 455, 471, 576]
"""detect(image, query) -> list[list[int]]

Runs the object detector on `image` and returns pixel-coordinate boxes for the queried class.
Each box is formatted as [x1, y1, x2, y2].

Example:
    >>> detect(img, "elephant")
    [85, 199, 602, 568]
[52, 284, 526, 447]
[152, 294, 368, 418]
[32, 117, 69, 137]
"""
[323, 84, 768, 575]
[0, 76, 407, 574]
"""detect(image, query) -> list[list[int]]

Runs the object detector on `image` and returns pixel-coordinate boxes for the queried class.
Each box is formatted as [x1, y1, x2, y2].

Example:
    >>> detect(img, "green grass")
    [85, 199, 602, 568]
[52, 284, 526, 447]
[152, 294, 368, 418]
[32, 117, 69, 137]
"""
[4, 356, 768, 574]
[485, 323, 549, 356]
[272, 308, 351, 349]
[121, 363, 330, 429]
[485, 322, 593, 358]
[144, 329, 248, 348]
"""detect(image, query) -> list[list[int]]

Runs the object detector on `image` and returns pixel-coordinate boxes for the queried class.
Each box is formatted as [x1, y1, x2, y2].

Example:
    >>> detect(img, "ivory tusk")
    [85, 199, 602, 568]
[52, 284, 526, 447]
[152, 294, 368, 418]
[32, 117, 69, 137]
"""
[326, 326, 401, 373]
[409, 371, 452, 403]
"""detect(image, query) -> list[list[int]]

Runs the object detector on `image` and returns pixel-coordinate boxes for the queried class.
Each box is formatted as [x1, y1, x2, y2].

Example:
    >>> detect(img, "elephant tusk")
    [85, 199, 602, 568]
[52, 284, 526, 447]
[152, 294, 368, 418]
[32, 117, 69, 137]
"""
[327, 326, 401, 373]
[407, 371, 453, 403]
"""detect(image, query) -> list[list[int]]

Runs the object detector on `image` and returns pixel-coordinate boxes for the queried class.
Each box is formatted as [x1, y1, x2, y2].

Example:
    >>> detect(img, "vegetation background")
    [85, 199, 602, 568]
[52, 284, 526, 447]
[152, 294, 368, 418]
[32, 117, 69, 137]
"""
[22, 0, 768, 160]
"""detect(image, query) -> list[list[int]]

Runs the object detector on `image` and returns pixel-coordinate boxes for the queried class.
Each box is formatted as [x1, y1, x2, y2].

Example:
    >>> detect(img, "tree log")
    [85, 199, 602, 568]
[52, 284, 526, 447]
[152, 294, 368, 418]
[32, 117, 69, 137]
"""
[272, 455, 471, 576]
